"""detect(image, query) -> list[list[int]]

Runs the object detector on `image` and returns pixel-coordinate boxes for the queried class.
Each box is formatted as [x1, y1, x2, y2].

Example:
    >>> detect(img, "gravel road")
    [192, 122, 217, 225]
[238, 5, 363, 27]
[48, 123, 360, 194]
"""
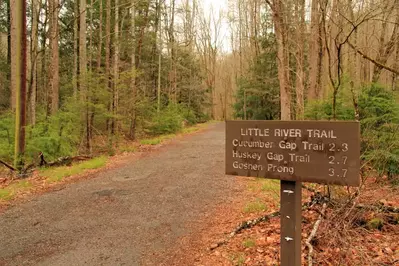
[0, 122, 236, 266]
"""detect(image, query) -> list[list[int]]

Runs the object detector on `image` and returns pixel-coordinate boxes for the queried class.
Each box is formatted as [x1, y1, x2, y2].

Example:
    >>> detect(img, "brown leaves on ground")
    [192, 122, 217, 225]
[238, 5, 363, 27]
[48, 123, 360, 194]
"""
[167, 177, 399, 266]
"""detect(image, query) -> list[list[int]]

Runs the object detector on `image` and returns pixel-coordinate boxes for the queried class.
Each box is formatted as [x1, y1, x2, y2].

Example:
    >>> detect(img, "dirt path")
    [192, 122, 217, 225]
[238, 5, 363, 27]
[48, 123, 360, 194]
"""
[0, 122, 238, 266]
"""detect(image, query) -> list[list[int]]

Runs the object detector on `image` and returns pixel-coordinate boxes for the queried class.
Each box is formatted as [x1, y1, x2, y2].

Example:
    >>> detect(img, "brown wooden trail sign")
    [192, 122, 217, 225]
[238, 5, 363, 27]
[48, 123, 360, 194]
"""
[226, 120, 360, 186]
[225, 120, 360, 266]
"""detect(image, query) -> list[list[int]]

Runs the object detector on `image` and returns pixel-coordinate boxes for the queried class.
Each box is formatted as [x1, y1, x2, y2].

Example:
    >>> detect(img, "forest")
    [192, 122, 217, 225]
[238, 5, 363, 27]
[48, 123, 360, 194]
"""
[0, 0, 398, 180]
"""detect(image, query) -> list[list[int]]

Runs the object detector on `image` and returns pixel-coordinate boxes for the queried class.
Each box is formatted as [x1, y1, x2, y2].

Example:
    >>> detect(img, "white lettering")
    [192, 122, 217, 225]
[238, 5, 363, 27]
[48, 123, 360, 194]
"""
[233, 161, 263, 171]
[240, 128, 270, 137]
[266, 152, 284, 162]
[267, 164, 294, 175]
[306, 129, 337, 139]
[279, 141, 297, 151]
[274, 129, 302, 138]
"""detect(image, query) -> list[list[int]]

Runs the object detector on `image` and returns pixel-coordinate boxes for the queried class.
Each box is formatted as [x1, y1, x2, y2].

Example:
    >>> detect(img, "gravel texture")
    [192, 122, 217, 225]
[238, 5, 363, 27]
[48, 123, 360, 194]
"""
[0, 122, 236, 266]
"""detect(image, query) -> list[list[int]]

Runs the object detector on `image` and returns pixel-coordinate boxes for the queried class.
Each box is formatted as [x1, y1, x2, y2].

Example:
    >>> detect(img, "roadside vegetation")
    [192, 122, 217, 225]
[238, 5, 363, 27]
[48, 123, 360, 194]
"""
[0, 122, 212, 205]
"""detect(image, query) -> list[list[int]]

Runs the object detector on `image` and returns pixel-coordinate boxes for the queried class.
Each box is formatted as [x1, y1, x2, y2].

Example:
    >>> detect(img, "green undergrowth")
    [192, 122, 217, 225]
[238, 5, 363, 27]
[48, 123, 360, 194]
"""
[40, 156, 108, 183]
[228, 252, 246, 266]
[243, 198, 267, 213]
[1, 122, 214, 201]
[139, 134, 176, 145]
[0, 188, 13, 200]
[139, 122, 213, 146]
[242, 238, 256, 248]
[0, 180, 32, 201]
[248, 178, 280, 202]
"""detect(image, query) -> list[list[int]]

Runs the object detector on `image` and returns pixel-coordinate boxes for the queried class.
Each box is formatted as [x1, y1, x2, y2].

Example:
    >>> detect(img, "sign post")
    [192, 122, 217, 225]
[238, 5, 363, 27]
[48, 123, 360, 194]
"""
[225, 120, 360, 265]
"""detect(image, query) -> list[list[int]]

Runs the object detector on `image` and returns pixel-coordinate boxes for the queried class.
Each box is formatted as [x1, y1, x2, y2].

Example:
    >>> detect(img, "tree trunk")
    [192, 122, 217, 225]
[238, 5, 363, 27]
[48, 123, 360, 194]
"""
[79, 0, 89, 153]
[97, 0, 103, 71]
[73, 0, 78, 98]
[307, 0, 322, 100]
[79, 0, 87, 94]
[6, 0, 11, 110]
[269, 0, 291, 120]
[39, 0, 48, 111]
[157, 0, 162, 113]
[48, 0, 60, 114]
[112, 0, 119, 135]
[170, 0, 177, 103]
[295, 0, 305, 119]
[29, 0, 40, 125]
[372, 0, 399, 83]
[11, 0, 27, 169]
[129, 0, 137, 140]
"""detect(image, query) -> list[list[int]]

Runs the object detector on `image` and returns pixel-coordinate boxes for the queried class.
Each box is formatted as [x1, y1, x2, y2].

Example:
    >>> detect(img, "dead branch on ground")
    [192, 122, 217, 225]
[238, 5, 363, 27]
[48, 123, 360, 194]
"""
[0, 153, 93, 178]
[209, 195, 322, 251]
[306, 203, 327, 266]
[0, 159, 16, 171]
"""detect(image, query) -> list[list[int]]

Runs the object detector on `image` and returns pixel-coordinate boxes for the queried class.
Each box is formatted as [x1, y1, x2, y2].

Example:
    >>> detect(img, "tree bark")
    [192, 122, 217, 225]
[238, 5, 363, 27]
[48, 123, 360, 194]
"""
[29, 0, 40, 125]
[97, 0, 103, 71]
[157, 0, 162, 113]
[307, 0, 322, 100]
[295, 0, 305, 119]
[112, 0, 119, 135]
[79, 0, 89, 153]
[129, 0, 137, 140]
[48, 0, 60, 114]
[11, 0, 27, 169]
[6, 0, 11, 110]
[268, 0, 291, 120]
[105, 0, 111, 91]
[372, 0, 399, 83]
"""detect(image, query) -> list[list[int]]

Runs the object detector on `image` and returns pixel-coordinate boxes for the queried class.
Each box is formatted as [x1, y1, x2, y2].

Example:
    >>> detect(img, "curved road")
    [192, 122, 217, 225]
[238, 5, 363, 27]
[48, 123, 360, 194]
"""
[0, 122, 235, 266]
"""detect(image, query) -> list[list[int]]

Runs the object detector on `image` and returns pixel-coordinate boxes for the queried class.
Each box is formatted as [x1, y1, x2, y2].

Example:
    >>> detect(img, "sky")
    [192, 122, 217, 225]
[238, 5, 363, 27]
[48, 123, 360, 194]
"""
[201, 0, 231, 53]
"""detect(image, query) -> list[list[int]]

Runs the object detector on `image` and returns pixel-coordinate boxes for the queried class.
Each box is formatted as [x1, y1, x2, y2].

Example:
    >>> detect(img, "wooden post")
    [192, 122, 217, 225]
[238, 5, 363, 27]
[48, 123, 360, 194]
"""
[280, 180, 302, 266]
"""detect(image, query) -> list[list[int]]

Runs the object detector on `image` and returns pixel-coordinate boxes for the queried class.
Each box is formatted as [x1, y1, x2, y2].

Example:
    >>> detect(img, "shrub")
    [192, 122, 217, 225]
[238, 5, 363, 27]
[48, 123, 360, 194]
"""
[0, 112, 14, 162]
[358, 84, 399, 179]
[25, 101, 82, 162]
[305, 84, 399, 179]
[145, 104, 184, 135]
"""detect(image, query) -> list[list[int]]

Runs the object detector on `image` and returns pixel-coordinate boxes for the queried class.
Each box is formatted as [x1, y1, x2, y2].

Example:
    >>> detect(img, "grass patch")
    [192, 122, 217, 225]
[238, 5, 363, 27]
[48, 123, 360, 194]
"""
[41, 156, 108, 183]
[260, 179, 280, 192]
[139, 122, 214, 146]
[243, 199, 267, 213]
[0, 180, 33, 201]
[119, 145, 138, 153]
[228, 253, 246, 266]
[0, 188, 13, 200]
[10, 180, 32, 189]
[139, 134, 176, 145]
[139, 138, 162, 145]
[242, 238, 256, 248]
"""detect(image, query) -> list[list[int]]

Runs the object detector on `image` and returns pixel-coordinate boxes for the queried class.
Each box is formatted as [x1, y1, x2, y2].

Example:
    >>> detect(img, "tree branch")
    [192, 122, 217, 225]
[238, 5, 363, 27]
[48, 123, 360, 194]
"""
[306, 203, 327, 266]
[0, 159, 16, 171]
[348, 41, 399, 75]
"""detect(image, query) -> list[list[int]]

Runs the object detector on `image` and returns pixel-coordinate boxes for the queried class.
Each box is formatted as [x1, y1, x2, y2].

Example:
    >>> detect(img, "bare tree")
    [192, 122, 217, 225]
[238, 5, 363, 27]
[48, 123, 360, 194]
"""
[29, 0, 40, 125]
[266, 0, 291, 120]
[48, 0, 60, 114]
